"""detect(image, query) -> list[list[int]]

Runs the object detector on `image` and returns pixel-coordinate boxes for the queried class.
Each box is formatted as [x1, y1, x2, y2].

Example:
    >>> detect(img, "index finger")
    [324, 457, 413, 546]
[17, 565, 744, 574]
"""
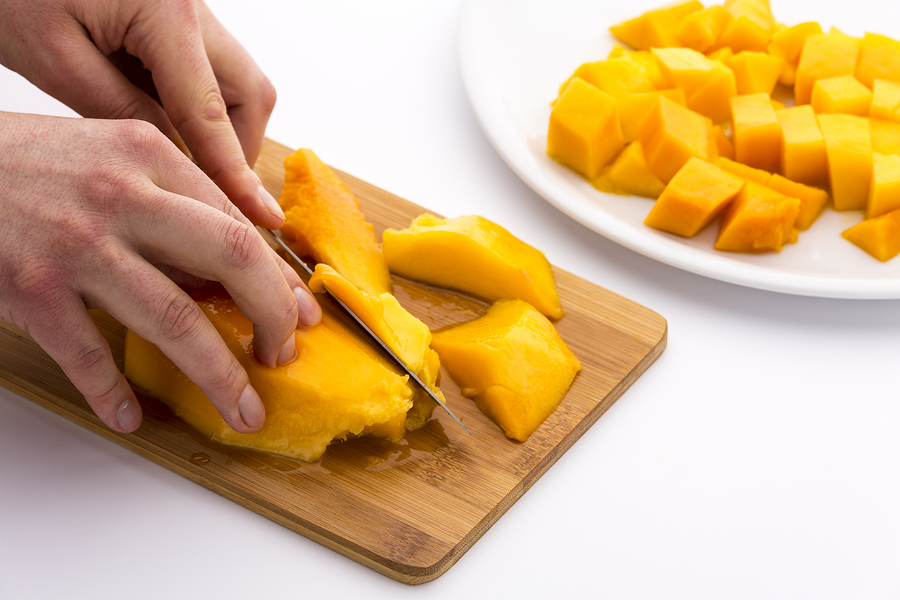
[127, 0, 283, 228]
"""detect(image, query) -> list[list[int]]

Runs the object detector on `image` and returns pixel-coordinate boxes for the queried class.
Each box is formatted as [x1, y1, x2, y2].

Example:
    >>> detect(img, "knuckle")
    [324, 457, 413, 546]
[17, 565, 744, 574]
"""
[69, 343, 110, 376]
[105, 96, 150, 123]
[258, 77, 277, 115]
[155, 291, 203, 343]
[221, 220, 264, 270]
[205, 359, 245, 398]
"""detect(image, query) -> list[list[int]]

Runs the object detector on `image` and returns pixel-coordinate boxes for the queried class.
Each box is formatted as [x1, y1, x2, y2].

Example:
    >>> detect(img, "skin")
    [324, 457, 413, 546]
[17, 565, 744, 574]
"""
[0, 0, 322, 434]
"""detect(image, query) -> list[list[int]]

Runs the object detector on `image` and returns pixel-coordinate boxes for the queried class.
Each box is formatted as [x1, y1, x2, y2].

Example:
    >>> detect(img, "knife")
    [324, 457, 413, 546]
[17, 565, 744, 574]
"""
[266, 229, 472, 435]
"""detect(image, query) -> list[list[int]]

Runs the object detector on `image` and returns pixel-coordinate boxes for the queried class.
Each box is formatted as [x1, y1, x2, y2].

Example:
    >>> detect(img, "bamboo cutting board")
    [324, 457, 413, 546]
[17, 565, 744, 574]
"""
[0, 139, 666, 584]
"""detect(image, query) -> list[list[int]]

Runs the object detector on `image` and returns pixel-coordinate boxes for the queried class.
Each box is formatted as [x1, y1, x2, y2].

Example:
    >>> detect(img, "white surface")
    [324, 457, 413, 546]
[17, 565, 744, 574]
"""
[460, 0, 900, 298]
[1, 1, 900, 598]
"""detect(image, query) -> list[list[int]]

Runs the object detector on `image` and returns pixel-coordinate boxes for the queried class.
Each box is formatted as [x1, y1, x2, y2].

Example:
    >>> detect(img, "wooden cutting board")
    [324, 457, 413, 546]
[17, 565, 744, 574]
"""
[0, 138, 666, 584]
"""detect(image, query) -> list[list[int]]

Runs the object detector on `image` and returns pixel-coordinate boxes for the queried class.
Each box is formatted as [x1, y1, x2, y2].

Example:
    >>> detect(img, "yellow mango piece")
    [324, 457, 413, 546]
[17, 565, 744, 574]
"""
[712, 125, 735, 160]
[867, 152, 900, 219]
[810, 75, 873, 116]
[716, 0, 776, 52]
[677, 6, 735, 53]
[686, 64, 739, 124]
[715, 156, 771, 184]
[644, 157, 745, 237]
[618, 88, 687, 143]
[818, 114, 873, 211]
[766, 174, 829, 230]
[124, 292, 413, 463]
[307, 265, 443, 430]
[548, 78, 624, 180]
[652, 48, 738, 121]
[795, 33, 861, 106]
[610, 0, 704, 51]
[870, 79, 900, 123]
[707, 47, 734, 66]
[776, 105, 828, 186]
[382, 214, 564, 319]
[770, 98, 786, 111]
[559, 57, 655, 99]
[768, 22, 823, 65]
[604, 141, 667, 199]
[842, 209, 900, 261]
[431, 300, 581, 442]
[730, 51, 784, 95]
[639, 95, 717, 183]
[610, 49, 670, 89]
[731, 92, 782, 173]
[715, 181, 800, 252]
[856, 33, 900, 89]
[279, 149, 393, 296]
[869, 117, 900, 154]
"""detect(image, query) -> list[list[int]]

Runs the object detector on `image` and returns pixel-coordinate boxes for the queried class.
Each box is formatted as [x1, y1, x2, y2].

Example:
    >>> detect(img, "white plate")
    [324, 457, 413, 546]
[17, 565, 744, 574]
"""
[459, 0, 900, 298]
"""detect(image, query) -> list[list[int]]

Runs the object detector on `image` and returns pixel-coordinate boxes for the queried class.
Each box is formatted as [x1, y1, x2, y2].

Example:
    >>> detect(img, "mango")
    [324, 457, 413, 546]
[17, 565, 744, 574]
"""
[730, 51, 784, 95]
[715, 156, 771, 184]
[644, 157, 745, 237]
[715, 0, 776, 52]
[608, 47, 670, 89]
[558, 56, 655, 100]
[856, 33, 900, 89]
[768, 21, 823, 65]
[869, 117, 900, 154]
[653, 47, 737, 123]
[610, 0, 704, 51]
[766, 174, 828, 231]
[841, 209, 900, 261]
[431, 300, 581, 442]
[603, 141, 667, 199]
[548, 78, 624, 180]
[676, 6, 735, 53]
[867, 152, 900, 219]
[795, 33, 861, 106]
[810, 75, 873, 116]
[617, 88, 687, 143]
[731, 92, 782, 173]
[870, 79, 900, 123]
[712, 125, 735, 160]
[124, 292, 414, 463]
[715, 181, 800, 252]
[776, 105, 828, 185]
[307, 264, 443, 430]
[279, 149, 393, 296]
[382, 214, 564, 320]
[638, 95, 717, 182]
[818, 114, 873, 211]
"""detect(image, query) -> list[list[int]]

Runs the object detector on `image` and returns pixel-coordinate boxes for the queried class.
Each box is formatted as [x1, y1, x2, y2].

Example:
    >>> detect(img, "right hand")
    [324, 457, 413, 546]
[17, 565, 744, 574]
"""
[0, 111, 322, 434]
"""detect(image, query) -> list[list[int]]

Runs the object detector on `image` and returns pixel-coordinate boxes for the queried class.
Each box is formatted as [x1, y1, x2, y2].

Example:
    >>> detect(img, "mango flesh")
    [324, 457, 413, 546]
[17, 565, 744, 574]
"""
[307, 264, 442, 430]
[602, 140, 667, 199]
[870, 79, 900, 123]
[431, 299, 581, 442]
[382, 214, 564, 320]
[124, 292, 414, 463]
[867, 152, 900, 219]
[794, 33, 860, 106]
[818, 114, 873, 211]
[639, 95, 717, 182]
[856, 33, 900, 89]
[776, 105, 828, 186]
[842, 209, 900, 261]
[610, 1, 704, 51]
[730, 51, 784, 95]
[617, 88, 687, 143]
[715, 181, 800, 252]
[810, 75, 873, 116]
[653, 47, 737, 123]
[731, 92, 782, 173]
[279, 149, 393, 296]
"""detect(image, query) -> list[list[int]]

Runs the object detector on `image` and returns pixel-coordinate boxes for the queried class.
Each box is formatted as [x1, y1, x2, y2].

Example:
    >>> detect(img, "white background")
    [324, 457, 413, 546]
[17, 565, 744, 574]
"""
[2, 0, 899, 598]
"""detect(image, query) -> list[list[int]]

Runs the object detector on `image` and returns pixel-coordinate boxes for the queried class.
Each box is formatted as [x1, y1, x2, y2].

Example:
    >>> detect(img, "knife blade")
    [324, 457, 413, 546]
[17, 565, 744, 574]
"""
[266, 229, 471, 435]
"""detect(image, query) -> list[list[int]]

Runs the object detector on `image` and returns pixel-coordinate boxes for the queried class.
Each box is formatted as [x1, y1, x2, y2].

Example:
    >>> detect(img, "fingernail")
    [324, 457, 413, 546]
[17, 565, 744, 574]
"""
[238, 383, 265, 430]
[277, 334, 296, 366]
[116, 399, 142, 432]
[294, 286, 322, 327]
[258, 184, 285, 221]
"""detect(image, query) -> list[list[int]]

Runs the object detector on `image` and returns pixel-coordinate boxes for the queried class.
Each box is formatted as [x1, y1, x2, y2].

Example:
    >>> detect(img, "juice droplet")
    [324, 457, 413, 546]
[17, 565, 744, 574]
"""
[189, 452, 210, 466]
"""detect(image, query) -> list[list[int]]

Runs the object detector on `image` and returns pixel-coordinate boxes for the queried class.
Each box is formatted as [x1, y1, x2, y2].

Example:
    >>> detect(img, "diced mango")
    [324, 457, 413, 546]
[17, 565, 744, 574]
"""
[618, 88, 687, 143]
[856, 33, 900, 89]
[766, 174, 829, 230]
[559, 57, 655, 99]
[677, 6, 735, 53]
[870, 79, 900, 123]
[867, 152, 900, 219]
[770, 98, 786, 111]
[776, 105, 828, 185]
[610, 0, 704, 51]
[604, 141, 668, 199]
[715, 0, 775, 52]
[841, 209, 900, 261]
[810, 75, 873, 116]
[715, 156, 771, 184]
[707, 47, 734, 65]
[731, 92, 782, 173]
[653, 48, 737, 122]
[610, 49, 671, 89]
[869, 117, 900, 154]
[644, 157, 745, 237]
[731, 51, 784, 95]
[715, 180, 800, 252]
[768, 22, 823, 65]
[712, 125, 735, 160]
[639, 95, 717, 182]
[431, 300, 581, 442]
[548, 78, 625, 180]
[687, 66, 739, 124]
[795, 33, 861, 105]
[818, 114, 873, 211]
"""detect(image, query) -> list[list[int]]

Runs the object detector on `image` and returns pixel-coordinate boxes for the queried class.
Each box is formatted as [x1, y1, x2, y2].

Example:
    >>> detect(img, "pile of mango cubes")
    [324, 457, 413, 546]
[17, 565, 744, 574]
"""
[547, 0, 900, 261]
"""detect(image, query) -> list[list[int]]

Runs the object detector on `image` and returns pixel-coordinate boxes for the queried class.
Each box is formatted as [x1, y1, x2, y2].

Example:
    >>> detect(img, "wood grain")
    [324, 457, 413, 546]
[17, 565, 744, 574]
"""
[0, 139, 667, 584]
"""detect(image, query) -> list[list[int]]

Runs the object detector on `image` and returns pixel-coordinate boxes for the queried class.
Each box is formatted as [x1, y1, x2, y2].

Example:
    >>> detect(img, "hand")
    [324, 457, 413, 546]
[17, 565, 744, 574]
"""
[0, 0, 282, 227]
[0, 112, 322, 433]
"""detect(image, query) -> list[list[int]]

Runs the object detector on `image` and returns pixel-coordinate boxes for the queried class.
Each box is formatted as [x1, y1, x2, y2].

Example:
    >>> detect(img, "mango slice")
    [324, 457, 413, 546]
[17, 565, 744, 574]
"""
[842, 209, 900, 261]
[776, 105, 828, 186]
[639, 95, 717, 182]
[548, 78, 624, 180]
[279, 149, 393, 296]
[644, 157, 745, 237]
[810, 75, 873, 116]
[382, 214, 564, 320]
[431, 300, 581, 442]
[731, 92, 782, 173]
[124, 292, 414, 463]
[867, 152, 900, 219]
[795, 33, 860, 106]
[715, 181, 800, 252]
[818, 114, 873, 211]
[307, 264, 444, 430]
[768, 22, 823, 78]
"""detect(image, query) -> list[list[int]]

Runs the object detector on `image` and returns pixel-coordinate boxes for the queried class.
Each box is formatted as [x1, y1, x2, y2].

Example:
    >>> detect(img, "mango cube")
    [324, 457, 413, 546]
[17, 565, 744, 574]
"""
[818, 114, 873, 211]
[776, 105, 828, 185]
[731, 51, 784, 95]
[716, 0, 776, 52]
[610, 0, 704, 50]
[715, 156, 771, 184]
[856, 33, 900, 89]
[707, 47, 734, 65]
[795, 33, 861, 105]
[431, 299, 582, 442]
[768, 22, 823, 65]
[609, 47, 670, 89]
[560, 57, 655, 99]
[810, 75, 873, 116]
[644, 157, 745, 237]
[870, 79, 900, 123]
[653, 47, 737, 122]
[867, 152, 900, 219]
[869, 117, 900, 154]
[715, 181, 800, 252]
[712, 125, 735, 160]
[548, 78, 624, 180]
[676, 6, 735, 53]
[617, 88, 687, 143]
[731, 93, 782, 173]
[766, 174, 829, 230]
[639, 95, 717, 182]
[605, 141, 667, 199]
[841, 209, 900, 261]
